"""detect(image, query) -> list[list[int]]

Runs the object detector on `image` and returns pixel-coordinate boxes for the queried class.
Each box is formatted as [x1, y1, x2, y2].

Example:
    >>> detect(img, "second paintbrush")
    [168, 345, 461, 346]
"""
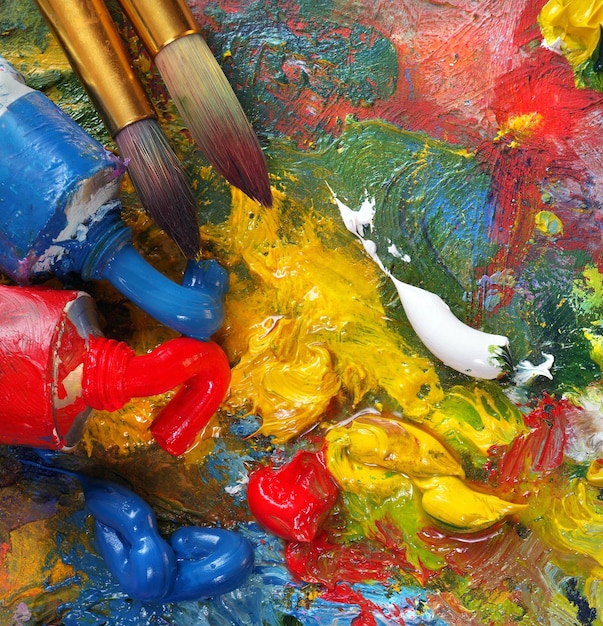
[116, 0, 273, 208]
[34, 0, 202, 258]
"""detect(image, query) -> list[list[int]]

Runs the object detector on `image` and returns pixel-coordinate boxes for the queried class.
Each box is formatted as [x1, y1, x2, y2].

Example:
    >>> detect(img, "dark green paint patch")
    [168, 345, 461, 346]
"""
[499, 247, 599, 392]
[0, 0, 48, 54]
[203, 0, 397, 141]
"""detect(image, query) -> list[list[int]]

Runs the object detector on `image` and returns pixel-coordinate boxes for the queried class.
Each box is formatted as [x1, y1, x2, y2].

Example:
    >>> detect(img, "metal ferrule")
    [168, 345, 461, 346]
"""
[35, 0, 155, 136]
[116, 0, 201, 58]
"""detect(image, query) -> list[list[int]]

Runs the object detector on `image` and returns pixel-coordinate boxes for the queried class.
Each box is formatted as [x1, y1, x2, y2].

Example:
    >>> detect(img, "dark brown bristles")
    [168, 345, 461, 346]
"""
[115, 119, 201, 258]
[34, 0, 203, 258]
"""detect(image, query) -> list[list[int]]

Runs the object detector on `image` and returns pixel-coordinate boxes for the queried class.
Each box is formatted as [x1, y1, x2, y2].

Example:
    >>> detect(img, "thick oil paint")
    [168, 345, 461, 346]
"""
[0, 284, 231, 455]
[4, 0, 603, 625]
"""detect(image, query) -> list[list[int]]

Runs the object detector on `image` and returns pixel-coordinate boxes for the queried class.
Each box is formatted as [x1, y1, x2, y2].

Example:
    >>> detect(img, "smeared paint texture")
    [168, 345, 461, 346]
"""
[209, 185, 443, 441]
[201, 0, 398, 144]
[4, 0, 603, 625]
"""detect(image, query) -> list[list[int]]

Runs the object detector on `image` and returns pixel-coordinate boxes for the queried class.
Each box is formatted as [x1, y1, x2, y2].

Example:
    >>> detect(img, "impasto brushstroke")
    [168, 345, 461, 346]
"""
[3, 0, 603, 624]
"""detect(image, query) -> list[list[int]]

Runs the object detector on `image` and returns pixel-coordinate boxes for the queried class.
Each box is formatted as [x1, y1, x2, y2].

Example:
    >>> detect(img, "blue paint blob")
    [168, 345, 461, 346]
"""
[77, 475, 254, 602]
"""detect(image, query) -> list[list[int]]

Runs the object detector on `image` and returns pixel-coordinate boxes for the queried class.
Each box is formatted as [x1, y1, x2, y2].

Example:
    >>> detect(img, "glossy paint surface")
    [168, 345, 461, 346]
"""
[3, 0, 603, 624]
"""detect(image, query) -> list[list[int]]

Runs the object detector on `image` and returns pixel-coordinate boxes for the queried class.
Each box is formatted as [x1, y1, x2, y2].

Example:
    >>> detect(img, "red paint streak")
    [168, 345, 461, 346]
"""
[285, 533, 406, 588]
[321, 583, 407, 626]
[194, 0, 543, 148]
[0, 542, 10, 559]
[486, 394, 568, 495]
[419, 524, 506, 577]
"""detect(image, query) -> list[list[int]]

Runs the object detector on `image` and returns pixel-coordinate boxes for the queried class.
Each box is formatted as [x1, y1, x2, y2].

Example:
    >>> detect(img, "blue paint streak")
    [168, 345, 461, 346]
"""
[404, 67, 415, 100]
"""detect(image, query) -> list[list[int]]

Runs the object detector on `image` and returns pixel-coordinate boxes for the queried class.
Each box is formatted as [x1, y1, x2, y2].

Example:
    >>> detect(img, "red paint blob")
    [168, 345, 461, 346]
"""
[247, 450, 339, 542]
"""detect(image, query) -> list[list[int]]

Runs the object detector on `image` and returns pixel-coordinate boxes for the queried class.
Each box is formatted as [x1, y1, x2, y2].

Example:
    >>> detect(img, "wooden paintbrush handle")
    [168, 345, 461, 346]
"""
[34, 0, 155, 136]
[116, 0, 201, 58]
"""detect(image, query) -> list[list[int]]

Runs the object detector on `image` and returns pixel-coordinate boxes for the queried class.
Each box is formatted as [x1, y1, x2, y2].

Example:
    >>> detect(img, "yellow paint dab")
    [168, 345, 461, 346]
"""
[586, 458, 603, 485]
[207, 188, 443, 441]
[415, 475, 527, 532]
[326, 413, 464, 480]
[535, 210, 564, 236]
[495, 113, 544, 147]
[539, 0, 603, 66]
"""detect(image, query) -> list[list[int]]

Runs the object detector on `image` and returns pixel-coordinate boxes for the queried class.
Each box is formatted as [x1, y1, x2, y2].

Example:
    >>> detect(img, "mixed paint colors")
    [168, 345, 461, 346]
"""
[3, 0, 603, 624]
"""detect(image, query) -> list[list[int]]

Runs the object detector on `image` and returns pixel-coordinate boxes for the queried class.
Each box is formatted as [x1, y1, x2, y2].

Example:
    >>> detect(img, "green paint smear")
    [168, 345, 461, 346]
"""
[574, 57, 603, 92]
[427, 382, 526, 457]
[496, 247, 600, 392]
[0, 0, 48, 54]
[339, 487, 447, 574]
[261, 118, 602, 392]
[270, 117, 498, 320]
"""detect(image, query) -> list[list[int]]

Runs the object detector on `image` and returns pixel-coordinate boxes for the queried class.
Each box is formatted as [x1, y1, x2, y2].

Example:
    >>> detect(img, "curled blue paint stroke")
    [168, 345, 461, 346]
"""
[79, 475, 254, 602]
[81, 219, 229, 341]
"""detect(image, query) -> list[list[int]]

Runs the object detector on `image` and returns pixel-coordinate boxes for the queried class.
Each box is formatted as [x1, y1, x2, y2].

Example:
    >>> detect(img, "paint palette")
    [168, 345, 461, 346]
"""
[2, 0, 603, 624]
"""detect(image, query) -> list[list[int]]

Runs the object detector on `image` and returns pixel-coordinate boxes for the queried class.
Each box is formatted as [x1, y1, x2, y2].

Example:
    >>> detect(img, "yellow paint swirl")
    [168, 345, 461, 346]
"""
[527, 475, 603, 603]
[206, 188, 443, 441]
[227, 316, 341, 441]
[326, 413, 464, 481]
[325, 412, 526, 533]
[521, 475, 603, 609]
[539, 0, 603, 66]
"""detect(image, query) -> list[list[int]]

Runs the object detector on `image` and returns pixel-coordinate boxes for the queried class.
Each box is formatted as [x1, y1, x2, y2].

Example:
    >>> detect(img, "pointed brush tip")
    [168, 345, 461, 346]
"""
[257, 188, 274, 209]
[154, 38, 276, 210]
[179, 236, 202, 260]
[236, 171, 273, 208]
[115, 120, 203, 257]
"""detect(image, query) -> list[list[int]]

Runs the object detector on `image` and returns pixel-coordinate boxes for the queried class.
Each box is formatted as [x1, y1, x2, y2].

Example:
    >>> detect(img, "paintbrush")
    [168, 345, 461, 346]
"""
[34, 0, 202, 258]
[114, 0, 273, 208]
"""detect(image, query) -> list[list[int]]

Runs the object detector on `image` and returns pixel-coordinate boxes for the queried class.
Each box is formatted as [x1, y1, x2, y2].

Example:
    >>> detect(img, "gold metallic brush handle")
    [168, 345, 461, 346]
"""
[34, 0, 155, 136]
[116, 0, 200, 57]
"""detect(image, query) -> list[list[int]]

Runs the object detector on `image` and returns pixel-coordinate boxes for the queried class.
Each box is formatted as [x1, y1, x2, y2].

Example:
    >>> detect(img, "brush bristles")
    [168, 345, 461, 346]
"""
[115, 118, 201, 258]
[155, 34, 273, 208]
